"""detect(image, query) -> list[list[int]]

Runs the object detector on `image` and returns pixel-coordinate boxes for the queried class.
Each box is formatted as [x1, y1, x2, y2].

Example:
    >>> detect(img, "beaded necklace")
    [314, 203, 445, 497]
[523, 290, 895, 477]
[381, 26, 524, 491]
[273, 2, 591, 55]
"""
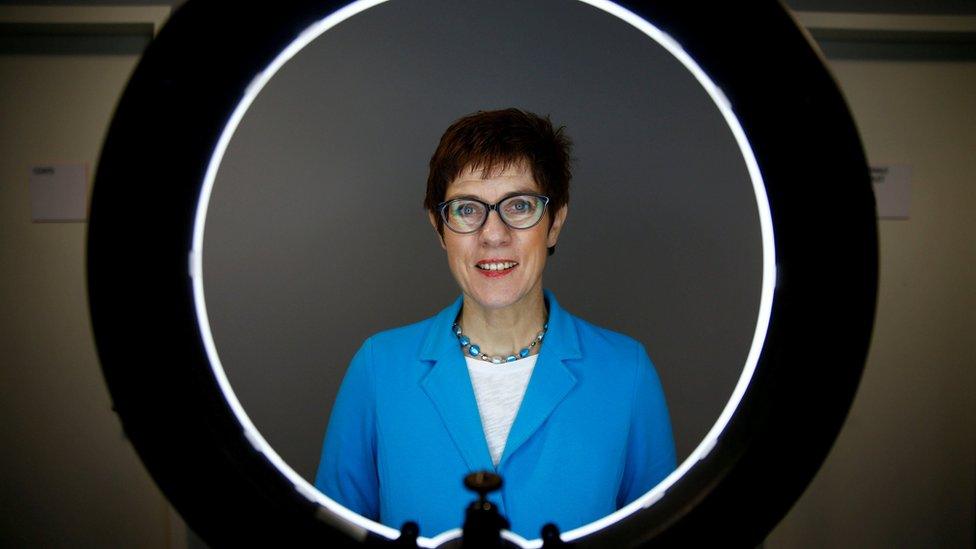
[452, 321, 548, 364]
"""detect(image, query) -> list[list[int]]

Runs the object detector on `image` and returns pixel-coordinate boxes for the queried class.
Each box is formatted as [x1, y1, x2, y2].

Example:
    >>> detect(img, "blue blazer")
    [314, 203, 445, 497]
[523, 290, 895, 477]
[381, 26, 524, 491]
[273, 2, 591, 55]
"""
[315, 290, 676, 539]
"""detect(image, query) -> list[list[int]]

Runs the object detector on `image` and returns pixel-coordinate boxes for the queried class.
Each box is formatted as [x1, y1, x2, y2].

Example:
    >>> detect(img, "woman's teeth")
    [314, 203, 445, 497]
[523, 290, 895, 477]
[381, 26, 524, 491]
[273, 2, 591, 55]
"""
[477, 262, 517, 271]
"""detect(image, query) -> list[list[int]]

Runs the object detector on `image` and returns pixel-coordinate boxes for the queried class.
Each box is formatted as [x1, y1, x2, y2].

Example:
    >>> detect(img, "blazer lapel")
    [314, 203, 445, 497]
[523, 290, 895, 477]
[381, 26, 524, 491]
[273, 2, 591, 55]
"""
[498, 290, 581, 467]
[419, 297, 495, 472]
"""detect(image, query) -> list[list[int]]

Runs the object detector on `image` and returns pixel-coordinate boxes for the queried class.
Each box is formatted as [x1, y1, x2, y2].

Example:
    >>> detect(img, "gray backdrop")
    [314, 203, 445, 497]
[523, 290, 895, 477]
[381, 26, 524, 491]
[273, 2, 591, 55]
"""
[203, 0, 762, 493]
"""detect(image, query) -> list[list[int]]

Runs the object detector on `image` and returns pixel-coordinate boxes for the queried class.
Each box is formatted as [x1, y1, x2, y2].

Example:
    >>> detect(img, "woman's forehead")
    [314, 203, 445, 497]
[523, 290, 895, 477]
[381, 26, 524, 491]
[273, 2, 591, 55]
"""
[447, 163, 540, 198]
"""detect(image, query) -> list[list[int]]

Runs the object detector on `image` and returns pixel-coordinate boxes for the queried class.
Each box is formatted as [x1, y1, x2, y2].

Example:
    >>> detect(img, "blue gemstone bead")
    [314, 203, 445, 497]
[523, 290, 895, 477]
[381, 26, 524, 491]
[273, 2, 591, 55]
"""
[519, 348, 530, 358]
[459, 335, 470, 346]
[506, 355, 517, 362]
[468, 345, 480, 356]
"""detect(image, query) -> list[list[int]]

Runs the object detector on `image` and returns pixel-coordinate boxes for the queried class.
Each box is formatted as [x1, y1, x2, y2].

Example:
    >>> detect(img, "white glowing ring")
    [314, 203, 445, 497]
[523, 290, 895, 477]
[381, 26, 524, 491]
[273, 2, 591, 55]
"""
[188, 0, 776, 545]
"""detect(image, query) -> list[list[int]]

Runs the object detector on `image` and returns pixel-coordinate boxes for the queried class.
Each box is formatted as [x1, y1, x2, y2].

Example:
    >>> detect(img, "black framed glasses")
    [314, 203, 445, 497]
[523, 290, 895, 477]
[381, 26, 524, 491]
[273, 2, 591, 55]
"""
[437, 193, 550, 234]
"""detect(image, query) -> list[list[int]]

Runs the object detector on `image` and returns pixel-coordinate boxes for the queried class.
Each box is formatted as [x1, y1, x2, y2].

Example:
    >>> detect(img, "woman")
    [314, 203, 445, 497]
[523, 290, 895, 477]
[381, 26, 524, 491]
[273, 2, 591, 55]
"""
[315, 109, 675, 539]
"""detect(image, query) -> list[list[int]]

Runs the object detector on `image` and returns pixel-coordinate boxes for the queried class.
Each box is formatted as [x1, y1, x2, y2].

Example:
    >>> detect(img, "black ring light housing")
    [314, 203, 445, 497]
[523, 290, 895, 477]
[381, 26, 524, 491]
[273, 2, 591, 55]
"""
[87, 1, 878, 547]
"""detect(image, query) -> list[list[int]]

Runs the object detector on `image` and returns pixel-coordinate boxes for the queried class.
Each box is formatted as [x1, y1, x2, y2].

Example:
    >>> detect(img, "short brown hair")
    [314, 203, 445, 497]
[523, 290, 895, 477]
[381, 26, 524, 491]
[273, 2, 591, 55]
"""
[424, 108, 572, 234]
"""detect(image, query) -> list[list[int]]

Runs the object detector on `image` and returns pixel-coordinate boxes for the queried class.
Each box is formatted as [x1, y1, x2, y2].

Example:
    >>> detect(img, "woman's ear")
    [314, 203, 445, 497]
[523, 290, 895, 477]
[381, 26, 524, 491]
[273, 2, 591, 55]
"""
[428, 211, 446, 250]
[547, 205, 568, 248]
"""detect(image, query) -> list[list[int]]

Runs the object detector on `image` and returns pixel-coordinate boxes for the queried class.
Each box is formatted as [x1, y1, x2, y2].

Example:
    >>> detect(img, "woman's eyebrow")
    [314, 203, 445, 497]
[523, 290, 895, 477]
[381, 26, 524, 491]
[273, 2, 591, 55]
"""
[443, 193, 483, 202]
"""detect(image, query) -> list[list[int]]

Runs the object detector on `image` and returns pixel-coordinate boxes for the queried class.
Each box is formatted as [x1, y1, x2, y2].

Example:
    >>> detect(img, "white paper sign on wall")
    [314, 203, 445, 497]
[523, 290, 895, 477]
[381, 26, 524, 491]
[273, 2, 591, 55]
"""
[870, 164, 911, 220]
[29, 163, 88, 222]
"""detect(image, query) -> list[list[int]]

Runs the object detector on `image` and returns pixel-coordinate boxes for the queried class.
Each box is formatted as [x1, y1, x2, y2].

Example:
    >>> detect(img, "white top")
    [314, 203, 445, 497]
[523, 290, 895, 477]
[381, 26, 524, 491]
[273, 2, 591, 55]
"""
[465, 355, 539, 466]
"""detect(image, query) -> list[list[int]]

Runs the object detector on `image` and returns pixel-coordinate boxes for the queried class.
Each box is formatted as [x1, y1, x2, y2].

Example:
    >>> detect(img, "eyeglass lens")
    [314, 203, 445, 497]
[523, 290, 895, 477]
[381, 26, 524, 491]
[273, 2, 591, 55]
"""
[443, 195, 547, 233]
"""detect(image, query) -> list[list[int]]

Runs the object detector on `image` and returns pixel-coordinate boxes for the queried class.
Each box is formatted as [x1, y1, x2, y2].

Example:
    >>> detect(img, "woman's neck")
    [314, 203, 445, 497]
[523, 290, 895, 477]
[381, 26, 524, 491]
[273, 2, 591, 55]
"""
[459, 290, 548, 357]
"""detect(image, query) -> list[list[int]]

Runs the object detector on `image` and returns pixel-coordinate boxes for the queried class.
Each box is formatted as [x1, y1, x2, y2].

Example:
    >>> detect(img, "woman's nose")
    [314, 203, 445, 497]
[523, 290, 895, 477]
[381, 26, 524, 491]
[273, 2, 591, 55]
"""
[479, 210, 512, 246]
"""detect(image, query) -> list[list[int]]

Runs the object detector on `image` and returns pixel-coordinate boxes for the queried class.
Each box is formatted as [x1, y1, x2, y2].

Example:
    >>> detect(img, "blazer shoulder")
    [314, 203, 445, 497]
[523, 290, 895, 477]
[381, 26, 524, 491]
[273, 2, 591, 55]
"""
[364, 315, 434, 350]
[570, 314, 646, 357]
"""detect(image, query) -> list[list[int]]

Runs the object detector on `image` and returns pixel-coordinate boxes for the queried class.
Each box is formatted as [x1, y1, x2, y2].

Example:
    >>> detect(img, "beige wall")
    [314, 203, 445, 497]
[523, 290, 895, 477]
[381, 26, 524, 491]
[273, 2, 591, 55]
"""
[767, 59, 976, 547]
[0, 52, 177, 546]
[0, 9, 972, 549]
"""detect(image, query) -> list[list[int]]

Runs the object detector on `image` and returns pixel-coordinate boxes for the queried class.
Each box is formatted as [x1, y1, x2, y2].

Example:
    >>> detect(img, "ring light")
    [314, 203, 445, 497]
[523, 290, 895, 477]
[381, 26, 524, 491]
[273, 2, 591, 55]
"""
[87, 1, 877, 546]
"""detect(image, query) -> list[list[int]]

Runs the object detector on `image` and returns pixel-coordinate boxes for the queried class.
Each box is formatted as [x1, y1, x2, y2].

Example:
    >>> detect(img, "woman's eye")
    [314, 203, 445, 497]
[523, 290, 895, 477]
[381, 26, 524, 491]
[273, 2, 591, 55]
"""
[505, 198, 533, 214]
[452, 202, 479, 217]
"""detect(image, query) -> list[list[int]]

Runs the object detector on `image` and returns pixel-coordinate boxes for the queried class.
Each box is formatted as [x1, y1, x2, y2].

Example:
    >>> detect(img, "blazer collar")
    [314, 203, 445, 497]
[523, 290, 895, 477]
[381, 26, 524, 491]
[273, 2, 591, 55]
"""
[418, 290, 581, 361]
[418, 290, 581, 471]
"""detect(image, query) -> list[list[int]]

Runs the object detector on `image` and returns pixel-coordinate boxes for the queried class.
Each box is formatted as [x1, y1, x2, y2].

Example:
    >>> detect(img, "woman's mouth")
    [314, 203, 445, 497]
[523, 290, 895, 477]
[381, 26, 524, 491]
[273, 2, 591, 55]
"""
[476, 260, 518, 278]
